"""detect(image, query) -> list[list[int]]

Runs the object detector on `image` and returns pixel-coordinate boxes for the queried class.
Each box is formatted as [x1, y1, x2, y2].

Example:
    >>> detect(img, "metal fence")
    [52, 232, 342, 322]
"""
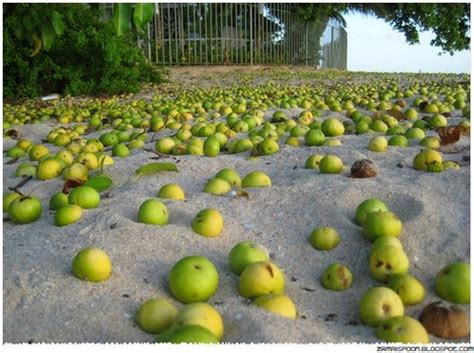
[139, 3, 347, 69]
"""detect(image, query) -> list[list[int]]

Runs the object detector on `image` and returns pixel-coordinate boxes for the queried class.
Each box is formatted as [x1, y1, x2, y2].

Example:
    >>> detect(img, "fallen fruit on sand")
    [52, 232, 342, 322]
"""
[168, 255, 219, 303]
[228, 240, 269, 275]
[203, 137, 220, 157]
[137, 198, 169, 225]
[369, 245, 409, 282]
[68, 185, 100, 209]
[8, 196, 42, 224]
[72, 247, 112, 282]
[215, 168, 241, 188]
[368, 136, 388, 152]
[387, 274, 426, 305]
[418, 301, 470, 339]
[36, 158, 62, 180]
[375, 316, 429, 344]
[49, 192, 69, 210]
[388, 135, 409, 147]
[3, 192, 21, 212]
[256, 138, 279, 155]
[172, 302, 224, 340]
[158, 183, 185, 201]
[62, 163, 89, 182]
[322, 117, 345, 137]
[319, 155, 344, 174]
[241, 171, 271, 188]
[254, 294, 297, 319]
[15, 162, 37, 177]
[304, 129, 326, 146]
[435, 262, 470, 304]
[305, 154, 325, 169]
[135, 298, 178, 334]
[191, 208, 224, 238]
[321, 263, 353, 291]
[359, 287, 404, 327]
[29, 144, 49, 161]
[203, 178, 232, 196]
[239, 260, 285, 298]
[370, 235, 403, 255]
[350, 159, 378, 178]
[413, 149, 443, 171]
[362, 211, 402, 241]
[443, 161, 461, 170]
[155, 325, 219, 344]
[54, 205, 82, 227]
[155, 137, 176, 154]
[308, 226, 340, 250]
[355, 198, 389, 226]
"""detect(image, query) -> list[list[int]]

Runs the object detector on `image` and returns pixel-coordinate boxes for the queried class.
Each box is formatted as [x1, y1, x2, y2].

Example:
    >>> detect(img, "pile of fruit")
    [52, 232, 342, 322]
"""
[3, 69, 470, 343]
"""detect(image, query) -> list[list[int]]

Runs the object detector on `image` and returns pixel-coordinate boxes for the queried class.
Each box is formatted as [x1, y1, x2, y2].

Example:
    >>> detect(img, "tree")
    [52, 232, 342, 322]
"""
[291, 3, 470, 54]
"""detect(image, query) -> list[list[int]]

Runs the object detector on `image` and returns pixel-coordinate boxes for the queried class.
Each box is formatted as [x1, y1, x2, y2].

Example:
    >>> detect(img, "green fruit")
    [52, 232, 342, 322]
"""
[241, 171, 271, 188]
[68, 186, 100, 209]
[321, 118, 344, 136]
[155, 325, 219, 344]
[443, 161, 460, 170]
[426, 161, 444, 173]
[36, 158, 62, 180]
[100, 133, 119, 147]
[321, 263, 353, 291]
[254, 294, 297, 319]
[376, 316, 429, 344]
[368, 136, 388, 152]
[215, 168, 241, 188]
[135, 298, 178, 334]
[8, 196, 42, 224]
[62, 163, 89, 182]
[319, 155, 344, 174]
[304, 129, 326, 146]
[72, 247, 112, 282]
[419, 136, 440, 149]
[388, 135, 409, 147]
[168, 255, 219, 303]
[413, 149, 443, 171]
[49, 192, 69, 210]
[387, 274, 426, 305]
[54, 205, 82, 227]
[362, 211, 402, 241]
[203, 178, 232, 195]
[191, 208, 224, 238]
[370, 235, 403, 255]
[137, 199, 169, 225]
[232, 138, 253, 153]
[256, 138, 279, 155]
[359, 287, 404, 327]
[239, 260, 285, 298]
[112, 143, 130, 157]
[6, 146, 26, 158]
[369, 246, 409, 282]
[424, 103, 439, 114]
[203, 137, 220, 157]
[15, 162, 36, 177]
[172, 302, 224, 340]
[285, 136, 300, 147]
[305, 154, 325, 169]
[228, 240, 269, 275]
[29, 144, 49, 161]
[435, 262, 470, 304]
[308, 226, 340, 250]
[405, 127, 425, 140]
[3, 192, 21, 212]
[158, 183, 185, 201]
[155, 137, 176, 154]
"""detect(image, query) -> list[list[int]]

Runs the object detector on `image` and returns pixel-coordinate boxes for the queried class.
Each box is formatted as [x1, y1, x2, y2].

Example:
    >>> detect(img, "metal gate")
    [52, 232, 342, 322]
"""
[140, 3, 347, 69]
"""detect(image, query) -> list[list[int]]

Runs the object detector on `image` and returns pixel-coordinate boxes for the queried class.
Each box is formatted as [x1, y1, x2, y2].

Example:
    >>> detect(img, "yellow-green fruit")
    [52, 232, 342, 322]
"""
[319, 155, 344, 174]
[375, 316, 429, 344]
[63, 163, 89, 182]
[68, 186, 100, 209]
[215, 168, 241, 188]
[72, 247, 112, 282]
[191, 208, 224, 237]
[77, 152, 99, 170]
[135, 298, 178, 334]
[413, 149, 443, 171]
[254, 294, 297, 319]
[155, 325, 219, 344]
[137, 199, 169, 225]
[435, 262, 470, 304]
[36, 158, 62, 180]
[158, 183, 185, 201]
[241, 171, 272, 188]
[387, 274, 426, 305]
[239, 260, 285, 298]
[308, 226, 340, 250]
[29, 144, 49, 161]
[3, 192, 21, 212]
[355, 198, 389, 226]
[321, 263, 353, 291]
[172, 302, 224, 340]
[370, 235, 403, 255]
[203, 178, 232, 195]
[443, 161, 461, 170]
[368, 136, 388, 152]
[369, 246, 410, 282]
[54, 205, 82, 227]
[359, 287, 404, 327]
[305, 154, 325, 169]
[362, 211, 403, 241]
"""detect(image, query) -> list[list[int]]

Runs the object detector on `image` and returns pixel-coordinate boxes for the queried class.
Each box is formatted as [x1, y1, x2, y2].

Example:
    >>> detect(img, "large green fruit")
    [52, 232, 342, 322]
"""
[435, 262, 470, 304]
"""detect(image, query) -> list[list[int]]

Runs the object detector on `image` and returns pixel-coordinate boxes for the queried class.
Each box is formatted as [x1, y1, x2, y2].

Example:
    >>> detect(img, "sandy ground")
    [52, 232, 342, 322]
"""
[2, 68, 471, 344]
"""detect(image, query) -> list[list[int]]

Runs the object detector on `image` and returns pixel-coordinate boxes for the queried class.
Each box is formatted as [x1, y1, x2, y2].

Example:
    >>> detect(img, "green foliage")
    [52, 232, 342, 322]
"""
[4, 4, 165, 99]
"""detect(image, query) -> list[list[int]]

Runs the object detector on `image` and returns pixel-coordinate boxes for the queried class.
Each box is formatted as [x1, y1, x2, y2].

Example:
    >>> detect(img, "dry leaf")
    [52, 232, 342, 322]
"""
[386, 109, 407, 121]
[436, 126, 470, 146]
[62, 179, 85, 194]
[5, 129, 20, 139]
[235, 190, 250, 199]
[350, 159, 378, 178]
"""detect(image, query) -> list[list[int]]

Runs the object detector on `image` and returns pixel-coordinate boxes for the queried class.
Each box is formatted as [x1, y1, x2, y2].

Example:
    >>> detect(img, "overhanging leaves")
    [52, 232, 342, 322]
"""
[133, 4, 154, 33]
[113, 3, 132, 36]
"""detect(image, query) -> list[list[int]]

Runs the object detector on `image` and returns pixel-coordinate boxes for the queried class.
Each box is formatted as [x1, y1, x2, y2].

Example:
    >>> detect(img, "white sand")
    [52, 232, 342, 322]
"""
[3, 68, 470, 343]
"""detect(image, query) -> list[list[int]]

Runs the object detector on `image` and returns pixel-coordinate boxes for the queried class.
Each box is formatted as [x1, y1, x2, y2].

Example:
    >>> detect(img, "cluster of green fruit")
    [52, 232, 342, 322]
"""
[304, 153, 345, 174]
[354, 198, 470, 343]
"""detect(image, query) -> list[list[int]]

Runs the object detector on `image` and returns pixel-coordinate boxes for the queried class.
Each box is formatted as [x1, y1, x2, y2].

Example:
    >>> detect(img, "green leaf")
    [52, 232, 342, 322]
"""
[50, 11, 64, 35]
[84, 175, 113, 193]
[40, 23, 55, 50]
[133, 3, 155, 33]
[112, 3, 132, 36]
[135, 163, 178, 178]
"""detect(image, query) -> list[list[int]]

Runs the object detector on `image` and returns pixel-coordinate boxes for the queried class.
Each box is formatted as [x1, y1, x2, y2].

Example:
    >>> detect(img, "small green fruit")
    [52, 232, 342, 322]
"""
[158, 183, 185, 201]
[321, 118, 345, 136]
[68, 186, 100, 209]
[228, 240, 269, 275]
[72, 247, 112, 282]
[137, 199, 169, 225]
[376, 316, 429, 344]
[36, 158, 62, 180]
[8, 196, 42, 224]
[239, 260, 285, 298]
[203, 178, 232, 196]
[305, 154, 325, 169]
[359, 287, 404, 327]
[135, 298, 178, 334]
[321, 263, 353, 291]
[191, 208, 224, 238]
[308, 226, 340, 250]
[370, 235, 403, 255]
[155, 325, 218, 344]
[215, 168, 241, 188]
[435, 262, 470, 304]
[362, 211, 402, 241]
[3, 192, 21, 212]
[54, 205, 82, 227]
[387, 274, 426, 305]
[254, 294, 297, 319]
[172, 302, 224, 340]
[369, 246, 410, 282]
[319, 155, 344, 174]
[368, 136, 388, 152]
[241, 171, 271, 188]
[355, 198, 389, 226]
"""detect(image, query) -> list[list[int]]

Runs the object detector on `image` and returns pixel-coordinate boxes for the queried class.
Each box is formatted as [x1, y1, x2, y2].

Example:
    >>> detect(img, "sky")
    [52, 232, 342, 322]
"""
[345, 12, 471, 73]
